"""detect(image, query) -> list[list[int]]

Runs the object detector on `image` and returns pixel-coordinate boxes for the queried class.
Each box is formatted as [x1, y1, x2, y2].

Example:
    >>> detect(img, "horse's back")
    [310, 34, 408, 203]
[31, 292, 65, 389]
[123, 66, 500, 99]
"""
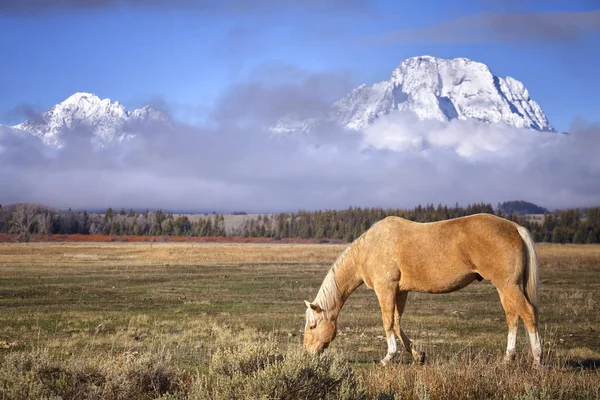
[371, 213, 521, 246]
[361, 214, 525, 293]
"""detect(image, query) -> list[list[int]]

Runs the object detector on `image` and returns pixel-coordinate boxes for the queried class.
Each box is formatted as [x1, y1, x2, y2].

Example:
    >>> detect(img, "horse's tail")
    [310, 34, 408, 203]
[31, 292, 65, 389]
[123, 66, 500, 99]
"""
[517, 226, 539, 324]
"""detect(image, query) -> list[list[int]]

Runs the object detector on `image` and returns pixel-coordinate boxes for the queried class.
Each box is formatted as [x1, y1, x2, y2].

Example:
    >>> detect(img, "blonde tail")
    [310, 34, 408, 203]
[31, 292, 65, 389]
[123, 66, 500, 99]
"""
[517, 226, 539, 324]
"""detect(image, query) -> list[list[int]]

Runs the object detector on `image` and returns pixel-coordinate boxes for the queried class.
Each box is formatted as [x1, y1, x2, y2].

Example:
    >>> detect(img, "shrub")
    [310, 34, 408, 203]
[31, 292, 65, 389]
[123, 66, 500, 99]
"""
[190, 342, 366, 400]
[0, 348, 181, 400]
[0, 350, 70, 400]
[209, 341, 281, 378]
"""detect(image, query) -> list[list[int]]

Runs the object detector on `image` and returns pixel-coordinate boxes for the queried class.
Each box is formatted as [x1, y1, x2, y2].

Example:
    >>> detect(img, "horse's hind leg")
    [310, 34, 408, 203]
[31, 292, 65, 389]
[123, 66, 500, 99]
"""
[497, 288, 519, 362]
[375, 284, 399, 365]
[497, 285, 542, 366]
[394, 291, 425, 364]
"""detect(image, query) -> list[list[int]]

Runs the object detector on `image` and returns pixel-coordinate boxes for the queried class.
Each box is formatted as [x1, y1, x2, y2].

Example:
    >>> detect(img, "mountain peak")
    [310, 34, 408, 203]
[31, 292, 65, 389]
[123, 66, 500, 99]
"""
[12, 92, 170, 148]
[391, 56, 491, 82]
[58, 92, 109, 111]
[331, 55, 553, 131]
[62, 92, 99, 103]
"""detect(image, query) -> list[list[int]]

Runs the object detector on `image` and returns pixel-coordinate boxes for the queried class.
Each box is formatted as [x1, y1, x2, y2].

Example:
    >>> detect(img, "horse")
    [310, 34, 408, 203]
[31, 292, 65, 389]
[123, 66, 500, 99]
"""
[303, 213, 541, 367]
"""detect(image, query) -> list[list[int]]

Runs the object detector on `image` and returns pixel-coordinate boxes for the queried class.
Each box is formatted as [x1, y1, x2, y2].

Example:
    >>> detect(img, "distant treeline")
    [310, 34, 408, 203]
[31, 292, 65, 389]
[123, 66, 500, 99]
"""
[498, 200, 549, 215]
[1, 203, 600, 244]
[0, 206, 226, 242]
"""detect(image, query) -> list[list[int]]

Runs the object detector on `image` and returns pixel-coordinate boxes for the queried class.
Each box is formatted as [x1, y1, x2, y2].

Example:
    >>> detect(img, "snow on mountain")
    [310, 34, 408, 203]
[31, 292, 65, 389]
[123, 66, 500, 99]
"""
[12, 92, 170, 148]
[268, 115, 319, 135]
[276, 56, 553, 133]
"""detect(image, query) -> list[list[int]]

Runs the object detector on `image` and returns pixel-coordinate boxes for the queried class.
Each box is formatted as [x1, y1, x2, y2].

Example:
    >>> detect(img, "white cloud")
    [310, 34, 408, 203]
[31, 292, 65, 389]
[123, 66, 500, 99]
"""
[362, 112, 554, 162]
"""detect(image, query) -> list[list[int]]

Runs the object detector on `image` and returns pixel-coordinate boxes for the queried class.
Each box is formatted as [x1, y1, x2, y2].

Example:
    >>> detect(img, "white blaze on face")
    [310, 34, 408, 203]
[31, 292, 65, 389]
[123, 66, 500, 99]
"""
[305, 309, 316, 329]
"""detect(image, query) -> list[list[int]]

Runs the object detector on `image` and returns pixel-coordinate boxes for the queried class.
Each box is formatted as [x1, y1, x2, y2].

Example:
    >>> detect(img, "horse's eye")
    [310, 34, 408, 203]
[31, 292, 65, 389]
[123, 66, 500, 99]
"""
[309, 325, 316, 330]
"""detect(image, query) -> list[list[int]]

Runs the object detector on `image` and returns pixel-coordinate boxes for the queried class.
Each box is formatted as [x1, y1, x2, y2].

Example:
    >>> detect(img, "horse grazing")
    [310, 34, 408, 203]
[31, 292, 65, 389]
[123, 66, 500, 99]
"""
[303, 213, 541, 366]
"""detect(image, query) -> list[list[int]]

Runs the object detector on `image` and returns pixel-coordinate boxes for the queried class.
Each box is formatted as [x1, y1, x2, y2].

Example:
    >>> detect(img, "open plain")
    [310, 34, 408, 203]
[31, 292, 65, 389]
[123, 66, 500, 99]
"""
[0, 242, 599, 399]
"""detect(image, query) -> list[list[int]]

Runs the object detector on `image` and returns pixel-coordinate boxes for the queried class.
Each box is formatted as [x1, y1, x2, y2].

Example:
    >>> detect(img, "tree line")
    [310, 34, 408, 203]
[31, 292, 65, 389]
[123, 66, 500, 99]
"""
[1, 203, 600, 244]
[0, 205, 226, 242]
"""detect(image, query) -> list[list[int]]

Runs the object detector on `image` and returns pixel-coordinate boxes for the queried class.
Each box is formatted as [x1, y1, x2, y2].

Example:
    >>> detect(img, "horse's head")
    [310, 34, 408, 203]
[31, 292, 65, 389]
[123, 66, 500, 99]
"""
[303, 300, 337, 354]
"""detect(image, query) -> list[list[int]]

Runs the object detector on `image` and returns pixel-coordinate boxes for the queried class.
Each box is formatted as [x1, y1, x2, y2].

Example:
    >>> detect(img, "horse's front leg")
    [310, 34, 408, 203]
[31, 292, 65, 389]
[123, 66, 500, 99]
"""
[376, 284, 398, 365]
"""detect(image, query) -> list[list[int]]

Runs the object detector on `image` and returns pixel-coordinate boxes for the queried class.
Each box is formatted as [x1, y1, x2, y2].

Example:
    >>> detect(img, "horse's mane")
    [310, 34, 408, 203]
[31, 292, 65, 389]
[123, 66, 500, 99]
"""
[314, 230, 369, 314]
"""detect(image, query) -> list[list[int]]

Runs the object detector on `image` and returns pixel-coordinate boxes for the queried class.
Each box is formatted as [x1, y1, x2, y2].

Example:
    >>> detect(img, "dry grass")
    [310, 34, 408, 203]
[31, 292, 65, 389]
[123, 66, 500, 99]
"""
[0, 242, 342, 267]
[0, 242, 599, 399]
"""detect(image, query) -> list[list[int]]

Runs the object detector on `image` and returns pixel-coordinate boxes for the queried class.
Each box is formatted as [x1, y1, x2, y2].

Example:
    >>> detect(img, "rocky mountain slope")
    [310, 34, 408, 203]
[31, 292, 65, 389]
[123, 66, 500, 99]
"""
[274, 56, 553, 133]
[12, 92, 169, 148]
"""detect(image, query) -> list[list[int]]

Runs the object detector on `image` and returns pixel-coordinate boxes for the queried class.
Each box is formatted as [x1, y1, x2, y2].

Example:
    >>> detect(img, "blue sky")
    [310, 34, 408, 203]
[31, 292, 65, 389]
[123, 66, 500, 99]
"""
[1, 0, 599, 132]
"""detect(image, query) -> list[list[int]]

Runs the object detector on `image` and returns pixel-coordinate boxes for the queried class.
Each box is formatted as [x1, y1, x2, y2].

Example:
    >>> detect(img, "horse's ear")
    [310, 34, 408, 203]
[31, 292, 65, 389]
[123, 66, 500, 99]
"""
[304, 301, 322, 313]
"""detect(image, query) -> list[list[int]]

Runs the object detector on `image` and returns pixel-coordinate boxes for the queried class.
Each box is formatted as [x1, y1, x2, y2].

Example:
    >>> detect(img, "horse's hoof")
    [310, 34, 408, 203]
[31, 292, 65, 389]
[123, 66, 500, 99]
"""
[532, 359, 543, 369]
[503, 353, 516, 364]
[380, 357, 392, 366]
[413, 350, 426, 365]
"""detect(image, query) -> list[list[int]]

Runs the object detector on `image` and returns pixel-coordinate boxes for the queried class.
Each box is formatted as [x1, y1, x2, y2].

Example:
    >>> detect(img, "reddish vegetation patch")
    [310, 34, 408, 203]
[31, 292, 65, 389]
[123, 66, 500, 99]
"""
[0, 234, 345, 244]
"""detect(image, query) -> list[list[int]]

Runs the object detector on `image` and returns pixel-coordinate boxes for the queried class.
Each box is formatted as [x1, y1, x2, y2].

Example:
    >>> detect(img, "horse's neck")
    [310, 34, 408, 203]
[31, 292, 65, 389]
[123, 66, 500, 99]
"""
[315, 241, 364, 320]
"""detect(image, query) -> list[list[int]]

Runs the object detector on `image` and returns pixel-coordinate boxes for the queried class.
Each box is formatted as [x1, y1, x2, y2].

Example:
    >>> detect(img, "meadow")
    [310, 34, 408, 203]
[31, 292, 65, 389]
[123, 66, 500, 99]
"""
[0, 242, 598, 399]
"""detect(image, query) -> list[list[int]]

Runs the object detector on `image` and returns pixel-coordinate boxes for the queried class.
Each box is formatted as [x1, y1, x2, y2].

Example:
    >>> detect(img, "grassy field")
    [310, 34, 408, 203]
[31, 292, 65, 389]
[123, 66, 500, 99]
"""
[0, 242, 599, 399]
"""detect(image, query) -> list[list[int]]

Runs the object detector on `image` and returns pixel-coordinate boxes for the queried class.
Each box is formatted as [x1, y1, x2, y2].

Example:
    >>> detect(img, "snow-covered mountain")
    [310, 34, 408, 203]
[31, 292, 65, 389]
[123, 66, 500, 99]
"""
[274, 56, 554, 133]
[12, 92, 169, 148]
[9, 57, 554, 148]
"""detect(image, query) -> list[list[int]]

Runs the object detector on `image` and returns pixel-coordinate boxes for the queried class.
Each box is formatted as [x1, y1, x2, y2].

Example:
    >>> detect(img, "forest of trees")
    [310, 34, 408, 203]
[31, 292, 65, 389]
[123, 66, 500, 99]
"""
[0, 205, 226, 242]
[498, 200, 549, 215]
[1, 202, 600, 244]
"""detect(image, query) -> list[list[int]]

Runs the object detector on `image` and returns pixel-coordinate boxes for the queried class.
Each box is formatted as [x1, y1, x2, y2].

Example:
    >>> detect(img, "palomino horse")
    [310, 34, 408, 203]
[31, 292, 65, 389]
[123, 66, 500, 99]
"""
[303, 213, 541, 366]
